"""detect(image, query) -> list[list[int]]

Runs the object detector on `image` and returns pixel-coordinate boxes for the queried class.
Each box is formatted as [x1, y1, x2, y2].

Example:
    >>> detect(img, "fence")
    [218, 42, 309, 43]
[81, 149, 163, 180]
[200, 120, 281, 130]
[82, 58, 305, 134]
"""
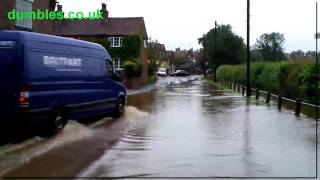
[207, 75, 319, 117]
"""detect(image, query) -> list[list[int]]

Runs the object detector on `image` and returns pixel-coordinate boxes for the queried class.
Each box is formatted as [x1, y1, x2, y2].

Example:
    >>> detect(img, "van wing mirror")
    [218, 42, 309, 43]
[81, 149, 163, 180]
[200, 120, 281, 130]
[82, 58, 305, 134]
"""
[112, 72, 121, 81]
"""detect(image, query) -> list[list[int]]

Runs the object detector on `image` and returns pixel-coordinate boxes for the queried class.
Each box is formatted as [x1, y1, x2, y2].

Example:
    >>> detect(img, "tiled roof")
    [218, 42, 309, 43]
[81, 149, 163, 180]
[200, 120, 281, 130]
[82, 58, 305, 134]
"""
[52, 17, 148, 38]
[175, 50, 192, 58]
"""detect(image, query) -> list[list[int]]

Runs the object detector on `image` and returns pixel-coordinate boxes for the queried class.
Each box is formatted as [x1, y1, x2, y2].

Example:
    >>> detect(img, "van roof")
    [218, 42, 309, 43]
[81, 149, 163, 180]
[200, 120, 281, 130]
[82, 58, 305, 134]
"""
[0, 31, 111, 59]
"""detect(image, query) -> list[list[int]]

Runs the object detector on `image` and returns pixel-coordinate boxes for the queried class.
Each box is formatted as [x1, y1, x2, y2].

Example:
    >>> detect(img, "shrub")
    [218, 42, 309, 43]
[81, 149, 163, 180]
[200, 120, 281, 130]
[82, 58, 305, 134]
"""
[124, 59, 144, 78]
[124, 61, 137, 78]
[299, 62, 319, 104]
[216, 60, 319, 104]
[256, 63, 281, 93]
[148, 62, 157, 76]
[251, 62, 266, 88]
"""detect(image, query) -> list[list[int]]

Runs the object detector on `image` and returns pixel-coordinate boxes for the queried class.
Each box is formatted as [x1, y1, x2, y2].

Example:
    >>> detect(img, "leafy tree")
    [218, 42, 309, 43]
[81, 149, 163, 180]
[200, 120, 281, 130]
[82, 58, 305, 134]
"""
[148, 39, 158, 76]
[306, 51, 316, 58]
[290, 49, 305, 59]
[251, 49, 263, 62]
[290, 50, 316, 60]
[174, 56, 191, 69]
[196, 49, 207, 75]
[198, 24, 246, 77]
[122, 35, 141, 60]
[254, 32, 287, 61]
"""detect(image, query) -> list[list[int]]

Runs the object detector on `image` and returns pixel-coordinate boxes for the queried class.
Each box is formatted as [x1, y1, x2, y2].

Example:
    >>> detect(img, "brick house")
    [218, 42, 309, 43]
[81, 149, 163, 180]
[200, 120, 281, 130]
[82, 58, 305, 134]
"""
[0, 2, 149, 88]
[0, 0, 57, 33]
[51, 4, 149, 88]
[164, 48, 194, 74]
[148, 42, 167, 67]
[174, 48, 194, 59]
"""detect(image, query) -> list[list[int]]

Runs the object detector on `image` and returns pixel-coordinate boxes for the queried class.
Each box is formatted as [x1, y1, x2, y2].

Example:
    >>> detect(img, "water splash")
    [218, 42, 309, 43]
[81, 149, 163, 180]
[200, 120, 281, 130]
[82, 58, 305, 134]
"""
[0, 106, 149, 177]
[0, 121, 93, 177]
[0, 137, 43, 156]
[124, 106, 148, 120]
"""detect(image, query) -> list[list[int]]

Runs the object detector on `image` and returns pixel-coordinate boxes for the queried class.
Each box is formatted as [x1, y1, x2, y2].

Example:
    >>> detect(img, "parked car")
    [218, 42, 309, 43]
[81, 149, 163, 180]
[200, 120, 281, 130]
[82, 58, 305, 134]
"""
[157, 68, 167, 76]
[174, 70, 190, 77]
[0, 31, 126, 134]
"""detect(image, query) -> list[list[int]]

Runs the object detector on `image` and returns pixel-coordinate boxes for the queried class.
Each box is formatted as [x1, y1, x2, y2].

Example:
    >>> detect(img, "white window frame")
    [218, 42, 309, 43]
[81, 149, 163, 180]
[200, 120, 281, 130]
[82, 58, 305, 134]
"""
[15, 0, 33, 29]
[113, 58, 123, 70]
[109, 37, 123, 47]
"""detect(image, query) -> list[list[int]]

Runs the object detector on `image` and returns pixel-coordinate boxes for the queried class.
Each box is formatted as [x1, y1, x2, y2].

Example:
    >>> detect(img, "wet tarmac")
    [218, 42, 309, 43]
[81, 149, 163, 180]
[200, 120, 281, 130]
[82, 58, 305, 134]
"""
[0, 76, 317, 178]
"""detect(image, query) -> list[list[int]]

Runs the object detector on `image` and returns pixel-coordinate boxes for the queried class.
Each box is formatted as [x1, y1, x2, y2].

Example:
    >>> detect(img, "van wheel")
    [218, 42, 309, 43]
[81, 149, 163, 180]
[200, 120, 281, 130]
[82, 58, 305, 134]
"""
[48, 109, 68, 135]
[112, 98, 125, 118]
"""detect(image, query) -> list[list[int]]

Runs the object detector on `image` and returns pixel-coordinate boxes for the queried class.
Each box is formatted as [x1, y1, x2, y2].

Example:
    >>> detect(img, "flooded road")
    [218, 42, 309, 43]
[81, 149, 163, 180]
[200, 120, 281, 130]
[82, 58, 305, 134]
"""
[0, 76, 317, 178]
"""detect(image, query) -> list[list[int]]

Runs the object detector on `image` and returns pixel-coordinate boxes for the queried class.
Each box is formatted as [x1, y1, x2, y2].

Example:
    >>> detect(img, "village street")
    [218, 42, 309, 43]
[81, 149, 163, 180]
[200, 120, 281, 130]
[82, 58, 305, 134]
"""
[0, 76, 317, 178]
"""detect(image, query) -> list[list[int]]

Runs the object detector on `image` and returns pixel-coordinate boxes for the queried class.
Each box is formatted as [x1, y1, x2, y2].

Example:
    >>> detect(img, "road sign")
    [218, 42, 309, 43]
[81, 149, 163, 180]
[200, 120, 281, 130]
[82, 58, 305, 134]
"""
[315, 33, 320, 39]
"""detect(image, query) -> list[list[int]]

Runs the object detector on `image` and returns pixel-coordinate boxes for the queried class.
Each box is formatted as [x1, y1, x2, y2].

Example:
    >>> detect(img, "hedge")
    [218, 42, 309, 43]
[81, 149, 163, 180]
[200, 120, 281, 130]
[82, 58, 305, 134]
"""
[124, 59, 144, 78]
[216, 60, 319, 104]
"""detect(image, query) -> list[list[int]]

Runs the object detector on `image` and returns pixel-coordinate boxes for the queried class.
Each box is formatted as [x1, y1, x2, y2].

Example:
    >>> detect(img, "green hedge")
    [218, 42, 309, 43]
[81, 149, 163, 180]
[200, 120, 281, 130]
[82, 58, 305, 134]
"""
[124, 59, 144, 78]
[216, 60, 319, 104]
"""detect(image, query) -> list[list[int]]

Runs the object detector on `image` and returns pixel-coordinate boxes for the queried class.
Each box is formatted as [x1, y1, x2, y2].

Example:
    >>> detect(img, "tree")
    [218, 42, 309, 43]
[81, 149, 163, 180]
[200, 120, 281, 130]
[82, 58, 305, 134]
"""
[198, 24, 246, 77]
[290, 49, 305, 60]
[195, 49, 207, 76]
[122, 35, 141, 60]
[254, 32, 287, 61]
[147, 39, 158, 76]
[306, 51, 316, 58]
[174, 56, 191, 69]
[251, 49, 263, 62]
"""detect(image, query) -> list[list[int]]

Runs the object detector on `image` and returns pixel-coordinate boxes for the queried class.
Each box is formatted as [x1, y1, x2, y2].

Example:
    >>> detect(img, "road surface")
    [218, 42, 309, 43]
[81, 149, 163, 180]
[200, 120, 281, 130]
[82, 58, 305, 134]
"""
[0, 76, 317, 178]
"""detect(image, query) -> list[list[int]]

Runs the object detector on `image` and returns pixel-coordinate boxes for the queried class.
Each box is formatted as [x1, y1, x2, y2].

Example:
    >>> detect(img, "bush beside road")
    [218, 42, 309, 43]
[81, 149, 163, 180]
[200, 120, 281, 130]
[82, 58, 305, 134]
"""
[216, 60, 319, 104]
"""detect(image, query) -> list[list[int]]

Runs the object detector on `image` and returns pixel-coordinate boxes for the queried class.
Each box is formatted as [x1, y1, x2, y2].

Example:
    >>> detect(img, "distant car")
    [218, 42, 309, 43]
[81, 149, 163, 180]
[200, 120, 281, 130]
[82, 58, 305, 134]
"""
[157, 68, 167, 76]
[174, 70, 189, 77]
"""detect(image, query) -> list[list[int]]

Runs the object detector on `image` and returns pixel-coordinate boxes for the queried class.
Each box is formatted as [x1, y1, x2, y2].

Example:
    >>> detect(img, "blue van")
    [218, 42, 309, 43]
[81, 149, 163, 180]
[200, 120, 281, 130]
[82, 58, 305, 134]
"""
[0, 31, 126, 133]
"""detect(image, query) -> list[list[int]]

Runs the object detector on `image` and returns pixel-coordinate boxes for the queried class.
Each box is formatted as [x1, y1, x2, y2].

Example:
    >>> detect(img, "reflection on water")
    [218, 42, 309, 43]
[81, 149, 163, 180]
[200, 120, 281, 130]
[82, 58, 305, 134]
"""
[80, 78, 316, 178]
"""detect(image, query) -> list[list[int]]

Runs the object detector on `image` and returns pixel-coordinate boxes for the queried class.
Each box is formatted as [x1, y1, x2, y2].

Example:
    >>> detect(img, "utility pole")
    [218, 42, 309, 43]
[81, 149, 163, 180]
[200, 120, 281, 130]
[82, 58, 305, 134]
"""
[246, 0, 251, 97]
[214, 21, 217, 82]
[316, 2, 318, 178]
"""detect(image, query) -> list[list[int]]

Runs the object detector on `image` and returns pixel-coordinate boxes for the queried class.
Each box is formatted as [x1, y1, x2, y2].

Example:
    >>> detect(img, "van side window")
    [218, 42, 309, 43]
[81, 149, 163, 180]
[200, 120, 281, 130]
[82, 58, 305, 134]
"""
[106, 60, 114, 77]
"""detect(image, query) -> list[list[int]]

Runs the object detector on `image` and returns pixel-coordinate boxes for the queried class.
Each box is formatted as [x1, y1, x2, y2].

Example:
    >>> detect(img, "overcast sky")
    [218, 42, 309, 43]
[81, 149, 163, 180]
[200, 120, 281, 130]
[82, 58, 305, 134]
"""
[59, 0, 316, 52]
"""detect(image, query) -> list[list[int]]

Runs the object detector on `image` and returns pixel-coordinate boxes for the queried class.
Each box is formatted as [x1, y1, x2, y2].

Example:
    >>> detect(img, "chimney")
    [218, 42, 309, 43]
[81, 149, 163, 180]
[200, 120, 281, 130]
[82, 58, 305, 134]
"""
[49, 0, 57, 11]
[56, 4, 65, 17]
[101, 3, 109, 20]
[57, 4, 63, 12]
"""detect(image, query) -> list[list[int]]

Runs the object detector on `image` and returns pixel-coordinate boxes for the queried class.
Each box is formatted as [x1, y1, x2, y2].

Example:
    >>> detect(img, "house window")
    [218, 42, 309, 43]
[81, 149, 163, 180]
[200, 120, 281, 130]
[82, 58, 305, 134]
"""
[109, 37, 123, 47]
[144, 39, 147, 48]
[15, 0, 33, 29]
[113, 58, 123, 70]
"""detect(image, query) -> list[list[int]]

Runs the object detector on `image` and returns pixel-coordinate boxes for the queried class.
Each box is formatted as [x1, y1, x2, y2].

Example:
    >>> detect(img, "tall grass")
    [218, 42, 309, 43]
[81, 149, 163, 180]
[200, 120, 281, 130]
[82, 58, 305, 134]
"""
[216, 60, 319, 104]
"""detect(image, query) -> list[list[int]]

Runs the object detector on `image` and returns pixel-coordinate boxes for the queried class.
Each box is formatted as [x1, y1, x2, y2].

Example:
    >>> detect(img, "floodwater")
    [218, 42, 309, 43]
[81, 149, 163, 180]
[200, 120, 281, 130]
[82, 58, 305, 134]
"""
[0, 76, 317, 178]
